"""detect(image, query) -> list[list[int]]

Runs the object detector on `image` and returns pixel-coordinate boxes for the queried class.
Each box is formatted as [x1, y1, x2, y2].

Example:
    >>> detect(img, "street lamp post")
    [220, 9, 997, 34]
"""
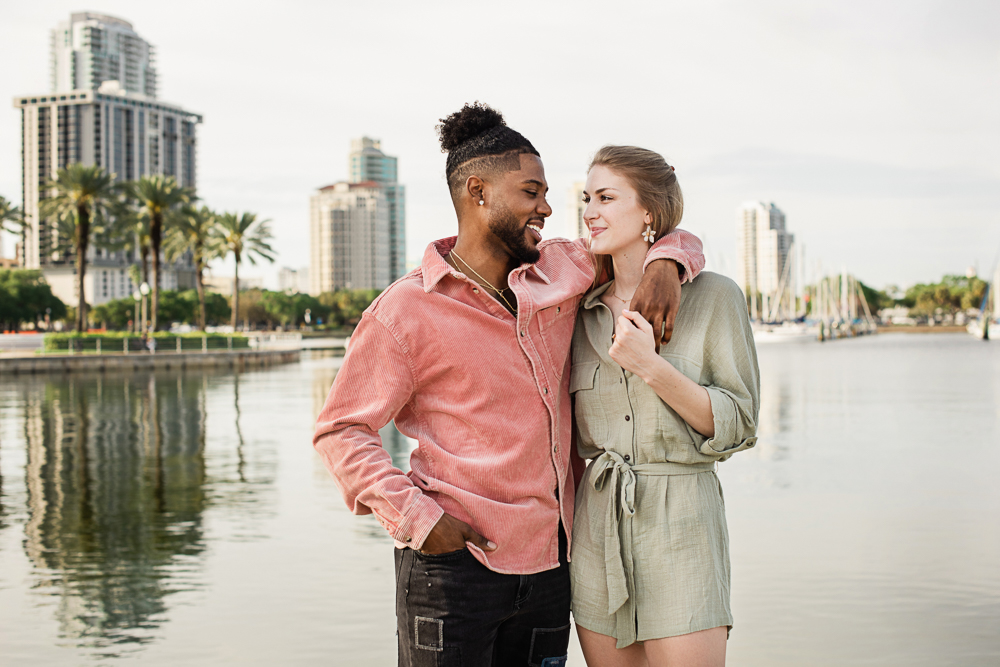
[132, 290, 142, 334]
[140, 282, 150, 334]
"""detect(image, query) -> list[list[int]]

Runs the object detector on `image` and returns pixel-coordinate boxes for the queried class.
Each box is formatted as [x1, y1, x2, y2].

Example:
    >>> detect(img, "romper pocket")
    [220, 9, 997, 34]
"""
[570, 361, 609, 446]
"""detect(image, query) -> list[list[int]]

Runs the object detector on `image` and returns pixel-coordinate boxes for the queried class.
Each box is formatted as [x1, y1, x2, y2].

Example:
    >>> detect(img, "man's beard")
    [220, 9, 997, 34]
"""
[487, 202, 540, 265]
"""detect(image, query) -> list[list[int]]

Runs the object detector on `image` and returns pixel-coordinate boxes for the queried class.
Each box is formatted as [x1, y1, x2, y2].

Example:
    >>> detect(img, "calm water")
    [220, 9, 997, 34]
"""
[0, 335, 997, 665]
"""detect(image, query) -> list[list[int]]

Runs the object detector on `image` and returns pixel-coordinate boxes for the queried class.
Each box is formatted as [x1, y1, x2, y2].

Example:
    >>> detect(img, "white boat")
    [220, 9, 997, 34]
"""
[966, 318, 991, 341]
[753, 321, 818, 343]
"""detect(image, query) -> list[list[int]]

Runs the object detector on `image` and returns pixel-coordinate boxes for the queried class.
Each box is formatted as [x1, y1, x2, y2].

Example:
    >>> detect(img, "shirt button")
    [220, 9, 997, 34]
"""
[473, 288, 479, 294]
[520, 330, 525, 337]
[543, 387, 548, 394]
[557, 307, 561, 313]
[624, 454, 630, 461]
[625, 415, 630, 421]
[405, 536, 412, 542]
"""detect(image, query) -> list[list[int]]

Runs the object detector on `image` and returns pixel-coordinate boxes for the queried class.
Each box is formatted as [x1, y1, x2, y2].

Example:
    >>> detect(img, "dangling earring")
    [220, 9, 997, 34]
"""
[642, 224, 655, 243]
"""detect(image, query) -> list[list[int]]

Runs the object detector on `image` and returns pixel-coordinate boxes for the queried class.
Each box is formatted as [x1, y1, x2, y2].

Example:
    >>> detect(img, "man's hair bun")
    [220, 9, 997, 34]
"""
[437, 102, 506, 153]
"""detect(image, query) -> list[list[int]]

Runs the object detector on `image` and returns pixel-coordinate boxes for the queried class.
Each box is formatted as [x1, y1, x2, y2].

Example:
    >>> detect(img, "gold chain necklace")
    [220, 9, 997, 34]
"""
[610, 287, 634, 304]
[449, 251, 518, 315]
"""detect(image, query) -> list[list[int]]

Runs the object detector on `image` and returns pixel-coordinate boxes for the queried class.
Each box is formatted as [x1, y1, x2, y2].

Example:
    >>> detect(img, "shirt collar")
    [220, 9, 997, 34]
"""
[421, 237, 551, 293]
[582, 279, 614, 309]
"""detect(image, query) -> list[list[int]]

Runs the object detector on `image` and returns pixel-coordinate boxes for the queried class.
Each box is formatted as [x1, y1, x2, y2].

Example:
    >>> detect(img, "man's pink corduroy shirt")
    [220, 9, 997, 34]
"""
[313, 232, 705, 575]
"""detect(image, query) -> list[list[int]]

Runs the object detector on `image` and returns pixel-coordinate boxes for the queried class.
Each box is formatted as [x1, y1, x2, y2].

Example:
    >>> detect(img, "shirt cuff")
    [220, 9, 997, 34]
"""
[699, 386, 757, 459]
[392, 492, 445, 550]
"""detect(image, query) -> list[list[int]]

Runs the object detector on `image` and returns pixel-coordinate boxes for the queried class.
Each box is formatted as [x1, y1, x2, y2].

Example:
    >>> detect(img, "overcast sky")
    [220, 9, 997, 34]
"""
[2, 0, 998, 289]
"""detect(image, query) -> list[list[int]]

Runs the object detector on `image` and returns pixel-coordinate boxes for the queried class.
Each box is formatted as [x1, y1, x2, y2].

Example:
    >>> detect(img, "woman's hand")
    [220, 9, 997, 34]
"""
[609, 309, 661, 376]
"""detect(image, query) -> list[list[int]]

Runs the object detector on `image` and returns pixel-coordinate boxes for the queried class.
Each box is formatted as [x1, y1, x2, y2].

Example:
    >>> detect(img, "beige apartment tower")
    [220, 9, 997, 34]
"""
[736, 201, 794, 319]
[310, 182, 390, 293]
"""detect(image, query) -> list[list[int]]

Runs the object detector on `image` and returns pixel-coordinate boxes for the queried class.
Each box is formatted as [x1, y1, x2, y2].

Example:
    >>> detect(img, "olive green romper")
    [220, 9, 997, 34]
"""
[569, 271, 760, 648]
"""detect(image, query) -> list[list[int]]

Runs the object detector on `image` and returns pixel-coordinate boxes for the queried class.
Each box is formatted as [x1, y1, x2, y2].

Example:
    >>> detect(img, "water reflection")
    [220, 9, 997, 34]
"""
[18, 373, 209, 652]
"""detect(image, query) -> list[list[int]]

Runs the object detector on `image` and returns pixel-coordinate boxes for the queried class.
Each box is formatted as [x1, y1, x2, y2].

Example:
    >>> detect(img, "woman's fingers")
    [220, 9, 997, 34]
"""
[621, 309, 653, 333]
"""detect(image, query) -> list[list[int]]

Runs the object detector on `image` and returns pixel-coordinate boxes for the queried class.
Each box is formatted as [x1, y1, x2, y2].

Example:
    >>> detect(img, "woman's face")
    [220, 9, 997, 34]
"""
[583, 165, 651, 256]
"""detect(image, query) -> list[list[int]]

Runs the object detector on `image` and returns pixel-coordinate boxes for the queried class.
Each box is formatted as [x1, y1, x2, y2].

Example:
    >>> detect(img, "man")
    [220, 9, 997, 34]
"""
[314, 102, 704, 666]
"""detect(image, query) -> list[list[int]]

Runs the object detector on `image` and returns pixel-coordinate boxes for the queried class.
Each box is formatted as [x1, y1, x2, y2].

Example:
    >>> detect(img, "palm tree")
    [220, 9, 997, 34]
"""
[0, 195, 24, 237]
[215, 212, 276, 330]
[127, 175, 191, 330]
[38, 165, 119, 333]
[165, 206, 220, 330]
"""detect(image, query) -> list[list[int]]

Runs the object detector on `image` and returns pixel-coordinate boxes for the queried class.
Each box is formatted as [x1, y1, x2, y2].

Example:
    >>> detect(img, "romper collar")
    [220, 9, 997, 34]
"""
[581, 280, 614, 310]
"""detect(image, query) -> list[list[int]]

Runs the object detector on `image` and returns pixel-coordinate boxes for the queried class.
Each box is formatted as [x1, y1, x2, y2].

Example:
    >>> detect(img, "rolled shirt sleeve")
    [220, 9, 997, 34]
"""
[313, 311, 444, 549]
[697, 281, 760, 459]
[643, 229, 705, 284]
[570, 228, 705, 283]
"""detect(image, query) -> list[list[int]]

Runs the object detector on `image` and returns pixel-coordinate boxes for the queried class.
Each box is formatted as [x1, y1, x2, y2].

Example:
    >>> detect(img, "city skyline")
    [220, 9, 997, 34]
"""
[2, 2, 997, 291]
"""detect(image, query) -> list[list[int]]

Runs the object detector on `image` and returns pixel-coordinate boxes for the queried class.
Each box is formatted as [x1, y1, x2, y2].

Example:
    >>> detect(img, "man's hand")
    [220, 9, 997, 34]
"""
[632, 259, 682, 352]
[418, 513, 497, 555]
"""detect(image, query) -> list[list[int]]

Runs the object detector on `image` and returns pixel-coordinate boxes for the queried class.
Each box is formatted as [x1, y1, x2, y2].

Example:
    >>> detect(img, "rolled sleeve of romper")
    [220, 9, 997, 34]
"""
[642, 228, 706, 284]
[698, 283, 761, 459]
[313, 311, 444, 549]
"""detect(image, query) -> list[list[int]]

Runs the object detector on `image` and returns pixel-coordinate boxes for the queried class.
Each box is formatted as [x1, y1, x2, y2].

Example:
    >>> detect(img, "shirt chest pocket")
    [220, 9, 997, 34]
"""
[570, 361, 610, 447]
[640, 353, 704, 446]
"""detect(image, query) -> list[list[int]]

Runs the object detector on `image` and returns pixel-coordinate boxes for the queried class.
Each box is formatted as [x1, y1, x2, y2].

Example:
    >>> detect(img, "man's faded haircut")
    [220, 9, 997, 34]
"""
[437, 102, 539, 197]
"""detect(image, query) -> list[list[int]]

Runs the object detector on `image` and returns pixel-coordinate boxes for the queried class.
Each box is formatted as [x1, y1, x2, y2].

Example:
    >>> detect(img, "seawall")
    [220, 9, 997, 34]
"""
[0, 349, 300, 376]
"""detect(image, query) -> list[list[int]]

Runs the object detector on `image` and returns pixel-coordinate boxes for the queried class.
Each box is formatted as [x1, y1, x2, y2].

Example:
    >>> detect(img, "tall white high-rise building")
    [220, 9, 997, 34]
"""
[310, 182, 390, 293]
[569, 182, 586, 238]
[736, 201, 794, 318]
[51, 12, 157, 98]
[11, 13, 200, 307]
[348, 137, 406, 281]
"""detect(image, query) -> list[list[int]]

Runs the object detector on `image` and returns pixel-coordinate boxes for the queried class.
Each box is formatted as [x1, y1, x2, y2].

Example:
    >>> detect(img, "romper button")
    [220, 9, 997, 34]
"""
[625, 415, 630, 421]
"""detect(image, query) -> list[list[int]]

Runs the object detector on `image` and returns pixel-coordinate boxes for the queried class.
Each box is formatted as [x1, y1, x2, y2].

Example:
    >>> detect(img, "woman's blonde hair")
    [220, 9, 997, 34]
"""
[588, 145, 683, 285]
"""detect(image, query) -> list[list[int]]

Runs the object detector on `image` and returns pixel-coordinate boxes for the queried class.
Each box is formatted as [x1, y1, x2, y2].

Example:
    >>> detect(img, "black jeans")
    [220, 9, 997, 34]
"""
[394, 529, 570, 667]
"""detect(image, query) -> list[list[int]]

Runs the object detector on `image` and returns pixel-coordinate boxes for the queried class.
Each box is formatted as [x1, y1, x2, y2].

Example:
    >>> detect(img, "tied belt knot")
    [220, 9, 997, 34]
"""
[590, 450, 716, 648]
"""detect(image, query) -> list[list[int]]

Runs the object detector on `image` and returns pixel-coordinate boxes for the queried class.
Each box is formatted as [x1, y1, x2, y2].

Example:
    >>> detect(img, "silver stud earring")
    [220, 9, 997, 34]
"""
[479, 198, 485, 206]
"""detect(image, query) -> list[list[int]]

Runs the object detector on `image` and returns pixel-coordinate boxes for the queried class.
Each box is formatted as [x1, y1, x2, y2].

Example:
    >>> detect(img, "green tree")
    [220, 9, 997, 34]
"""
[89, 296, 134, 330]
[38, 165, 120, 332]
[214, 213, 275, 330]
[127, 175, 192, 331]
[261, 290, 322, 327]
[0, 269, 65, 331]
[227, 288, 270, 329]
[165, 206, 220, 330]
[157, 289, 198, 326]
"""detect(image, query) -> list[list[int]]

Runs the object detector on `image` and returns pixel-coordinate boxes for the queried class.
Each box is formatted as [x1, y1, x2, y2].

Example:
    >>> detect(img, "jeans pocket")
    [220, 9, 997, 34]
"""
[414, 547, 469, 562]
[528, 623, 570, 667]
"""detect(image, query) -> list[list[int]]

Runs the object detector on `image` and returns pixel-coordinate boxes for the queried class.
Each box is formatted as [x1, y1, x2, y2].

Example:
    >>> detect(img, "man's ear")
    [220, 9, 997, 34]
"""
[465, 175, 485, 206]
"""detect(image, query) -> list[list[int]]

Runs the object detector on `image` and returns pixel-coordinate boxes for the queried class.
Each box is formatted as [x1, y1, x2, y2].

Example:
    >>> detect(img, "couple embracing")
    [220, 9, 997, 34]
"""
[314, 102, 759, 667]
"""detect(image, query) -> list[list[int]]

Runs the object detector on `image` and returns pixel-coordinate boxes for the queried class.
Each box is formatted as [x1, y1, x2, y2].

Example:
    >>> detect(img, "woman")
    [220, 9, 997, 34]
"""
[569, 146, 760, 667]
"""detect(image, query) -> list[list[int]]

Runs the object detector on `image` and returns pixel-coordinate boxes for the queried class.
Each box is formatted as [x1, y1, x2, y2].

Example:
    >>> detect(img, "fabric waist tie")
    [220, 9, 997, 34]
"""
[590, 451, 716, 648]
